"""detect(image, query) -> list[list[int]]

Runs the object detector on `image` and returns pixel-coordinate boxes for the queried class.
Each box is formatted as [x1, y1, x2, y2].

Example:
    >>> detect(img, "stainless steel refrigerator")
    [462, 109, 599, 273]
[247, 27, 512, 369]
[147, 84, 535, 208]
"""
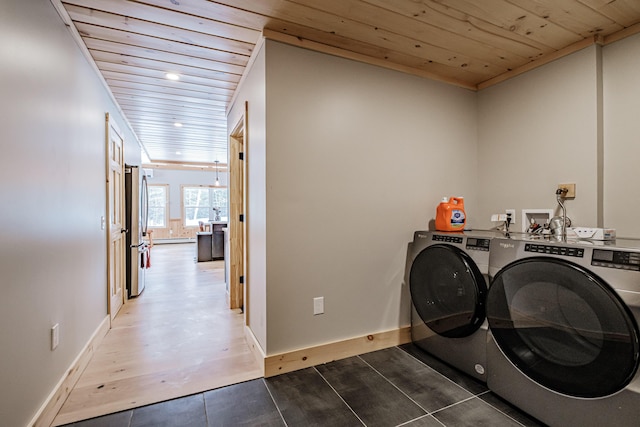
[125, 165, 149, 297]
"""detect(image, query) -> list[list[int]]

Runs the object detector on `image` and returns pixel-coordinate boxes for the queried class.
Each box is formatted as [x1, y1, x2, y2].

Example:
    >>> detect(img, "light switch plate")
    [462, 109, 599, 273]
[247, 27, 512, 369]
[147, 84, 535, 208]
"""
[313, 297, 324, 315]
[51, 324, 59, 350]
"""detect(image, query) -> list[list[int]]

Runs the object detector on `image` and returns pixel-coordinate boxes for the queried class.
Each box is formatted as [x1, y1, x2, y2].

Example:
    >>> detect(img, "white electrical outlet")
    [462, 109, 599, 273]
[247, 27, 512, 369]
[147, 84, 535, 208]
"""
[506, 209, 516, 224]
[313, 297, 324, 315]
[51, 324, 59, 350]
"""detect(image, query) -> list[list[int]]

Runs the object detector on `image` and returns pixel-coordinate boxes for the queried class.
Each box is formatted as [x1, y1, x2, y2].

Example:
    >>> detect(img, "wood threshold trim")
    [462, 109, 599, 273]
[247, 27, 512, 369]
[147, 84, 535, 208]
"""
[604, 22, 640, 45]
[244, 326, 266, 377]
[227, 36, 267, 115]
[264, 326, 411, 378]
[30, 315, 110, 427]
[262, 29, 476, 92]
[477, 36, 600, 91]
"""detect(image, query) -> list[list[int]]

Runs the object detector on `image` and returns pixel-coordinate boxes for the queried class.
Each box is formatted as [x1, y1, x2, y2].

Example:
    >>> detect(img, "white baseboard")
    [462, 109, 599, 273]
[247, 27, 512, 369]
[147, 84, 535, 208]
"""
[30, 315, 110, 427]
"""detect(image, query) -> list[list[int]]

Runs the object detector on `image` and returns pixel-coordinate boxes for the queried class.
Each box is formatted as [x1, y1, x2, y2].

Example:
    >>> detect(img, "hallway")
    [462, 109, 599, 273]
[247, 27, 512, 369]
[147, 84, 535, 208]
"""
[52, 244, 262, 426]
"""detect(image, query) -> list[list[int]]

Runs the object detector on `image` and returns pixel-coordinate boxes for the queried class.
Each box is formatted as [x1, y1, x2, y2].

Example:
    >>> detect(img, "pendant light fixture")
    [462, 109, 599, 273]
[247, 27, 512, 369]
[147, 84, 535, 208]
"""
[214, 160, 220, 186]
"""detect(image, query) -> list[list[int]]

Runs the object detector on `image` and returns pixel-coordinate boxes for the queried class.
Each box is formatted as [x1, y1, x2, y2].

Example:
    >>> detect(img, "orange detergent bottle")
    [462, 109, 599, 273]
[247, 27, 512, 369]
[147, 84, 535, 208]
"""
[435, 197, 466, 232]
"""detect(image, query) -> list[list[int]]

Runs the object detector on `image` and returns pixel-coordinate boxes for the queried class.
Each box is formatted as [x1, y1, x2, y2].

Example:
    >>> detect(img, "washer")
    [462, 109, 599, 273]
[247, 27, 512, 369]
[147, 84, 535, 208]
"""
[486, 235, 640, 427]
[407, 230, 501, 382]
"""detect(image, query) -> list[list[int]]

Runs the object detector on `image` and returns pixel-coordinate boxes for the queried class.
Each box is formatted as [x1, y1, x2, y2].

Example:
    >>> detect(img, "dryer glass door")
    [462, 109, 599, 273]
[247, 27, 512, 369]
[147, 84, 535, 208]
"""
[410, 244, 486, 338]
[487, 257, 640, 398]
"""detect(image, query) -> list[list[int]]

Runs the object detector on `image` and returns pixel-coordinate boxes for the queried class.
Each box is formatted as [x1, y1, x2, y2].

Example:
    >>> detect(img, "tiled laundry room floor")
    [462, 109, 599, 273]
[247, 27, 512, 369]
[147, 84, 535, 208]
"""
[62, 344, 543, 427]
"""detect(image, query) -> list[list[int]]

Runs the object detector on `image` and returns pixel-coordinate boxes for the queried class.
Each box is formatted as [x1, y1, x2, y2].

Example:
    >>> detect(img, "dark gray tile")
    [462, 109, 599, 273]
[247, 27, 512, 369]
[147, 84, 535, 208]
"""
[432, 397, 524, 427]
[265, 367, 363, 427]
[204, 379, 284, 426]
[130, 394, 206, 427]
[399, 343, 488, 395]
[71, 410, 132, 427]
[360, 347, 474, 412]
[316, 357, 425, 427]
[478, 392, 545, 427]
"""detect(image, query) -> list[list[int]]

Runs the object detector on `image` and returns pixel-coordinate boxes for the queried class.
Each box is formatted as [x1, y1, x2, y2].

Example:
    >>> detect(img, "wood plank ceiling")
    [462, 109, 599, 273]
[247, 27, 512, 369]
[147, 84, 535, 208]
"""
[55, 0, 640, 165]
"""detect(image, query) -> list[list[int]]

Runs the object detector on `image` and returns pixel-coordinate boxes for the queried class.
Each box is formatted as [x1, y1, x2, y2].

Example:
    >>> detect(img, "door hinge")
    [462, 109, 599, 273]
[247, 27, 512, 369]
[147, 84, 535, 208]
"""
[239, 214, 244, 222]
[240, 275, 244, 284]
[239, 152, 244, 160]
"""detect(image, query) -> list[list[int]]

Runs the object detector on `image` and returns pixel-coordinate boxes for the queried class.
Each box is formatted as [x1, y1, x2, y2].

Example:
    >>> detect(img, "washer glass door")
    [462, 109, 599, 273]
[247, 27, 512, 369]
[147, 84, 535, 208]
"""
[410, 244, 486, 338]
[487, 257, 640, 398]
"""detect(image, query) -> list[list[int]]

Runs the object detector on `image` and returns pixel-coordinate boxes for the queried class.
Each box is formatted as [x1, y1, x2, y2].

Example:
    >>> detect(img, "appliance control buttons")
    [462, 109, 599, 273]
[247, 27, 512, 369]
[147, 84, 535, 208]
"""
[591, 250, 640, 271]
[432, 235, 463, 244]
[466, 238, 490, 251]
[525, 243, 584, 258]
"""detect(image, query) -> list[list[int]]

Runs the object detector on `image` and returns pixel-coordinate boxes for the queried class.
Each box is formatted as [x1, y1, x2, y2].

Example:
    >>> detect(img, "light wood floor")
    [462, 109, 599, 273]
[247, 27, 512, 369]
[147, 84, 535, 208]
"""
[52, 243, 262, 426]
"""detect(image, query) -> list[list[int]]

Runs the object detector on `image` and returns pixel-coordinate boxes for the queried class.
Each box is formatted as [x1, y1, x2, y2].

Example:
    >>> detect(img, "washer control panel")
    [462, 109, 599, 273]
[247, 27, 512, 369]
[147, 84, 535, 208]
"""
[524, 243, 584, 258]
[592, 249, 640, 271]
[466, 238, 491, 251]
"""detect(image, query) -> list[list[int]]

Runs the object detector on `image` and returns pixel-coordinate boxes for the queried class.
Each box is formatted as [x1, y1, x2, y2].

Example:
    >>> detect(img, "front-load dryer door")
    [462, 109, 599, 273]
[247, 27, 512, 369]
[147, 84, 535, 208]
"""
[487, 257, 640, 398]
[410, 244, 486, 338]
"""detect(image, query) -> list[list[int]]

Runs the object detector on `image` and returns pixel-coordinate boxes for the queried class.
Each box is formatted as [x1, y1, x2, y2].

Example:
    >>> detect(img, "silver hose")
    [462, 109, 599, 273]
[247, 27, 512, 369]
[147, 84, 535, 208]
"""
[556, 190, 567, 241]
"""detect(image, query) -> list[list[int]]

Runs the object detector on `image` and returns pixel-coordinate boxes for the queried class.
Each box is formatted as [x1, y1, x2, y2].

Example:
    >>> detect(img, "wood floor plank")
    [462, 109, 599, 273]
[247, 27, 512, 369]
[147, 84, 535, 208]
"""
[52, 243, 261, 426]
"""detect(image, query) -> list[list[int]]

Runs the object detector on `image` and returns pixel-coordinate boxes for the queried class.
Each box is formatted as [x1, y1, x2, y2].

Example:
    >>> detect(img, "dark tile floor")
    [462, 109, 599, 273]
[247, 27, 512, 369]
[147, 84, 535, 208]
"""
[63, 344, 544, 427]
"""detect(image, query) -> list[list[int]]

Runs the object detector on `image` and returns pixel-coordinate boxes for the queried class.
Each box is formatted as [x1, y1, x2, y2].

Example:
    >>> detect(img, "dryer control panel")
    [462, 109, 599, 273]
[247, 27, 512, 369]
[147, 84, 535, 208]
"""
[592, 249, 640, 271]
[432, 235, 463, 244]
[430, 235, 491, 251]
[466, 238, 491, 251]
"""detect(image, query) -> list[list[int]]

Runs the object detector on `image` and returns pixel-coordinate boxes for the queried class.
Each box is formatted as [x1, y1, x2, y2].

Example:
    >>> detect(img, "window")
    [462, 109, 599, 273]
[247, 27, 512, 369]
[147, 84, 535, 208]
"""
[148, 184, 168, 228]
[183, 186, 228, 226]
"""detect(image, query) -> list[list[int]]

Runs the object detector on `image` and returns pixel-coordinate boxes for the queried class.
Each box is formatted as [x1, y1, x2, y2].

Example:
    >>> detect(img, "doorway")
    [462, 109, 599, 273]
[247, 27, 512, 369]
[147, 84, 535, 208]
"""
[54, 111, 257, 424]
[228, 102, 248, 316]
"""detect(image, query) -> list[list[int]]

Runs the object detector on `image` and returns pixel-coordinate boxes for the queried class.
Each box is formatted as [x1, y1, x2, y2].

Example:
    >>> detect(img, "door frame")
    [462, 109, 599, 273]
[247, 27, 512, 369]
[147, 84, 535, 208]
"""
[228, 102, 248, 317]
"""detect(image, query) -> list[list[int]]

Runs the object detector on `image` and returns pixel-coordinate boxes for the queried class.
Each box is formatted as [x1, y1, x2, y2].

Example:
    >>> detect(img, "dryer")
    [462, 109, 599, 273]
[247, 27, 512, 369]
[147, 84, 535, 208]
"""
[486, 235, 640, 427]
[406, 230, 501, 382]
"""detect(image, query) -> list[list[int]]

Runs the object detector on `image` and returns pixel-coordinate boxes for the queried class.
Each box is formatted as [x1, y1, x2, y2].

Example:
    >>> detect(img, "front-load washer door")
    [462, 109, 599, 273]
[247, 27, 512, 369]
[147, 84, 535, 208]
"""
[410, 244, 486, 338]
[487, 257, 640, 398]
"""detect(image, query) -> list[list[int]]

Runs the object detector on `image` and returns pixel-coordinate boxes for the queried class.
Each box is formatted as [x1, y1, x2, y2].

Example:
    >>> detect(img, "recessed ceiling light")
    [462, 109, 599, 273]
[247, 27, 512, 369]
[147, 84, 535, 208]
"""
[176, 151, 182, 155]
[165, 73, 180, 81]
[174, 122, 183, 127]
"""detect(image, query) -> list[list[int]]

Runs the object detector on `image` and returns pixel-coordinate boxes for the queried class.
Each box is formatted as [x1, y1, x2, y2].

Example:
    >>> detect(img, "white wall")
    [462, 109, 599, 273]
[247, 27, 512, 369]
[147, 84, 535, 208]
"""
[228, 43, 268, 349]
[262, 41, 478, 354]
[476, 46, 600, 231]
[148, 168, 222, 219]
[0, 1, 140, 425]
[603, 33, 640, 238]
